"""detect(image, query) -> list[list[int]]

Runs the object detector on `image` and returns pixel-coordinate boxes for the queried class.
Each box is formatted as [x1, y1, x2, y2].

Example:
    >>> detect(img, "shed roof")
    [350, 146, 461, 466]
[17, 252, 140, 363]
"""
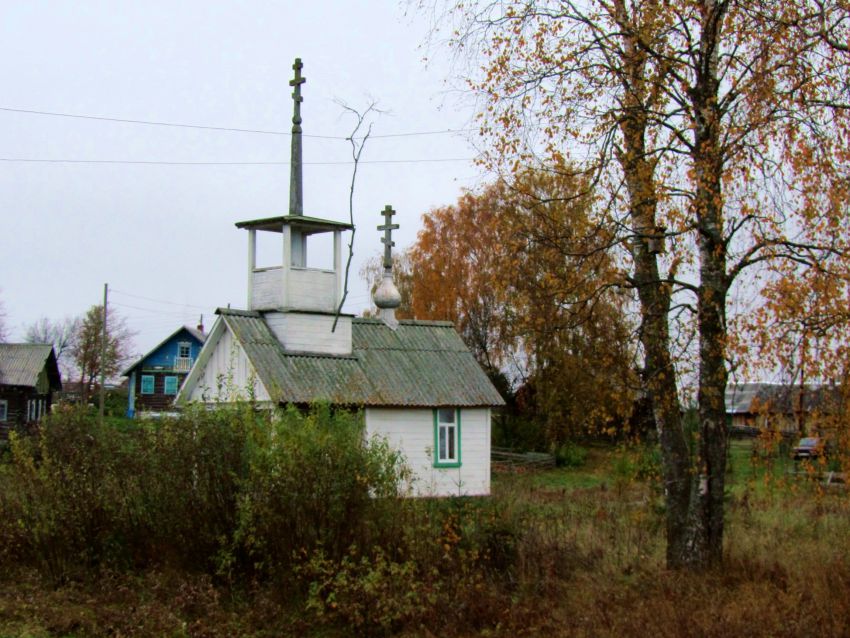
[0, 344, 61, 389]
[219, 309, 504, 407]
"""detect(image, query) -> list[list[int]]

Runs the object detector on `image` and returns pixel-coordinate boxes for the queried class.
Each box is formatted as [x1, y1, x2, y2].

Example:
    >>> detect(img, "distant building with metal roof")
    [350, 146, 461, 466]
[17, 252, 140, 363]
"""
[726, 382, 842, 434]
[0, 343, 62, 438]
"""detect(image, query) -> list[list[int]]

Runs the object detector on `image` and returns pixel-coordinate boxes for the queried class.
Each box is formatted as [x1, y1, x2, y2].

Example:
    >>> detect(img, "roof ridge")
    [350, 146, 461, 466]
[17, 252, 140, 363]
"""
[353, 317, 455, 327]
[216, 307, 260, 317]
[0, 342, 53, 349]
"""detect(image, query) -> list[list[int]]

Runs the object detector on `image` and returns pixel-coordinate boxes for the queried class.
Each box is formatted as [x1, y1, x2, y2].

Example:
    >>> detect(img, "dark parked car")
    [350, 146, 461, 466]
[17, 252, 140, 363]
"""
[792, 436, 824, 461]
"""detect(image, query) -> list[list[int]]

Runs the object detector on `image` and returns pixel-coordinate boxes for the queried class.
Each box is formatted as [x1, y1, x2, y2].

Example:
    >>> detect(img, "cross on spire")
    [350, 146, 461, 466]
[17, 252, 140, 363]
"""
[378, 205, 399, 269]
[289, 57, 306, 216]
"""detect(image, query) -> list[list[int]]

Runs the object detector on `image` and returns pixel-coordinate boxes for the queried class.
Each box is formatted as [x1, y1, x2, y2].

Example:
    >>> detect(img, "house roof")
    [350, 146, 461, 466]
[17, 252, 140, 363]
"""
[726, 383, 841, 415]
[0, 344, 61, 390]
[217, 309, 505, 407]
[123, 325, 206, 376]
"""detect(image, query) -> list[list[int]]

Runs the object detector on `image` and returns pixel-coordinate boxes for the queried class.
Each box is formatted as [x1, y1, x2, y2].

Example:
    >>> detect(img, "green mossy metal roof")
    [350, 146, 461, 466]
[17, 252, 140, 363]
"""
[219, 310, 504, 407]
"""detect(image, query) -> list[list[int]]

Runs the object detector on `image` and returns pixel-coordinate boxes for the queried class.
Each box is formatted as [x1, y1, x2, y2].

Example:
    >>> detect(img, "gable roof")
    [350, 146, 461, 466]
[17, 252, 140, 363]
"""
[212, 309, 504, 407]
[726, 383, 841, 415]
[0, 344, 61, 390]
[123, 325, 206, 375]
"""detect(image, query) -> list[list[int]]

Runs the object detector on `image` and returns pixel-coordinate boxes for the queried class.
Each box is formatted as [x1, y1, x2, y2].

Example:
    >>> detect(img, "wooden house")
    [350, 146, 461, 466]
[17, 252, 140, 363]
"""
[123, 325, 205, 417]
[0, 344, 62, 439]
[725, 383, 842, 435]
[176, 58, 504, 496]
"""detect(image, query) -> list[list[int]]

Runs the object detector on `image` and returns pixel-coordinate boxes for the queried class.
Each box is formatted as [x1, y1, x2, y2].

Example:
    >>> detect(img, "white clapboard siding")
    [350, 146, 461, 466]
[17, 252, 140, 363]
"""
[252, 267, 284, 310]
[365, 407, 491, 497]
[288, 268, 337, 312]
[265, 312, 352, 355]
[188, 326, 271, 403]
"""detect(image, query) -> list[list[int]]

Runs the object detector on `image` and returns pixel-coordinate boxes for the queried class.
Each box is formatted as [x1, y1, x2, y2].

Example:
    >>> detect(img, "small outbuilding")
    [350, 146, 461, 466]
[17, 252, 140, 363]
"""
[0, 343, 62, 439]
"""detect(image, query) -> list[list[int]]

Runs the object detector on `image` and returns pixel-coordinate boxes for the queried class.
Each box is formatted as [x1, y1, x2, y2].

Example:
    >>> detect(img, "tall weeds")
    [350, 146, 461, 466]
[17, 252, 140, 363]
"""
[2, 412, 850, 637]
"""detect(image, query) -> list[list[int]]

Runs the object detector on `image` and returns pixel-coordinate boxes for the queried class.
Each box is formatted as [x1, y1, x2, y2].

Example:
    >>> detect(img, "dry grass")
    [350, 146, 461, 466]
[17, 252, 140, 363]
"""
[2, 440, 850, 637]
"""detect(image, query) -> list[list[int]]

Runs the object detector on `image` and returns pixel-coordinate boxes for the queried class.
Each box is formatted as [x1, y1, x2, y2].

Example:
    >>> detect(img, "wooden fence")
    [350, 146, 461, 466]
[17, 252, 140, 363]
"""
[491, 447, 556, 471]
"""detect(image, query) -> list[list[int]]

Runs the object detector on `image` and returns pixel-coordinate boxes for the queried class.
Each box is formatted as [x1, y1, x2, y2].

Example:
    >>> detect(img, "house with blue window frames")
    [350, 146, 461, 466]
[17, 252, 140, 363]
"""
[123, 325, 205, 417]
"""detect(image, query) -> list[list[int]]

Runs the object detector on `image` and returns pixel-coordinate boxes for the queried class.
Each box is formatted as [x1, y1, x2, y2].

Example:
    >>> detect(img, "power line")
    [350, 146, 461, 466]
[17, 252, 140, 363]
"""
[111, 288, 209, 310]
[111, 301, 200, 317]
[0, 106, 476, 140]
[0, 157, 475, 166]
[0, 106, 336, 138]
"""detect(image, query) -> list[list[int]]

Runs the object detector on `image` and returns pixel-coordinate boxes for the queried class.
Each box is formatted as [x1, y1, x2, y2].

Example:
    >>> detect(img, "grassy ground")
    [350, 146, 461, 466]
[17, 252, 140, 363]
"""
[2, 439, 850, 637]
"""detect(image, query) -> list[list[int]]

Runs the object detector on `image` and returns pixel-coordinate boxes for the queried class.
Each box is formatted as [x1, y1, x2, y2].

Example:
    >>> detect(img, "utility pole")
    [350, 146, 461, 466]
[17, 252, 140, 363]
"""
[99, 283, 108, 425]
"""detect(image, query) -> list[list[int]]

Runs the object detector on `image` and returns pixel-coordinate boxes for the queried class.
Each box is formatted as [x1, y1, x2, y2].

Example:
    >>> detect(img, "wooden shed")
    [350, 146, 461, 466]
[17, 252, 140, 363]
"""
[0, 344, 62, 439]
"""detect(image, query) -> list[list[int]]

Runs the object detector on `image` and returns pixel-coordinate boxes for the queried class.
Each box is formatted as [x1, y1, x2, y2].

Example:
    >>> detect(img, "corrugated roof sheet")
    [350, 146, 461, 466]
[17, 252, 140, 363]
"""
[0, 344, 61, 389]
[221, 311, 505, 407]
[726, 383, 840, 414]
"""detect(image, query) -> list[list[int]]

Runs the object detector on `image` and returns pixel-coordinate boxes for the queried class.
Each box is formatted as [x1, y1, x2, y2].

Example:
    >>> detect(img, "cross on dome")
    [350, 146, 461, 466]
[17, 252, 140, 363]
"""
[378, 205, 399, 269]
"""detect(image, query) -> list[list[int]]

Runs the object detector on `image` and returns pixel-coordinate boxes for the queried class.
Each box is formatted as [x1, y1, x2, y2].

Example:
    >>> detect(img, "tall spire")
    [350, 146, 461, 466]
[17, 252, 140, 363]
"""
[289, 57, 306, 216]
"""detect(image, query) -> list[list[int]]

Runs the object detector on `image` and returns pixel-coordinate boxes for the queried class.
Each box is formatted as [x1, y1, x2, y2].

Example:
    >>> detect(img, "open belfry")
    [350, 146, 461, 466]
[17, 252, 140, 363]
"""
[177, 59, 503, 497]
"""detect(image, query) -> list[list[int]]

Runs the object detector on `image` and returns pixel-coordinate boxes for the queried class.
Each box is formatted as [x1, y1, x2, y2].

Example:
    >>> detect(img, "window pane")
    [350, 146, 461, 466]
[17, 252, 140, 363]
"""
[0, 401, 6, 421]
[439, 426, 447, 460]
[164, 376, 178, 395]
[448, 426, 455, 459]
[438, 408, 454, 424]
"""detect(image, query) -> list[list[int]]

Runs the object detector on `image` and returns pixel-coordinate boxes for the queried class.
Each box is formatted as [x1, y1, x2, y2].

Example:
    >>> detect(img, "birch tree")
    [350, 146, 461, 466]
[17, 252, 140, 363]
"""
[425, 0, 850, 568]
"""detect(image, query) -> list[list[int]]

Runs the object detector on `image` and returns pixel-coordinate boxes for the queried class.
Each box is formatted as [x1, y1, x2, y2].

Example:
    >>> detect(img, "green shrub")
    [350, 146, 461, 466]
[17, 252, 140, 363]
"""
[554, 441, 588, 468]
[221, 404, 410, 579]
[611, 443, 663, 492]
[0, 405, 251, 581]
[300, 548, 428, 634]
[297, 498, 511, 635]
[0, 403, 410, 583]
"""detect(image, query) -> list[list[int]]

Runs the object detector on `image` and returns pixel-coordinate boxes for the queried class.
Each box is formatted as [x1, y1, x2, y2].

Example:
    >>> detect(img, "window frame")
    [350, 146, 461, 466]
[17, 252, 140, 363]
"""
[140, 374, 155, 395]
[433, 408, 462, 468]
[163, 375, 179, 396]
[177, 341, 191, 359]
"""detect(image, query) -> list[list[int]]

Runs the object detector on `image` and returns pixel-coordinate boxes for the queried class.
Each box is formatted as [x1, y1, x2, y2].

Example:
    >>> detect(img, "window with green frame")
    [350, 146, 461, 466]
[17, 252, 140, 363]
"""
[433, 408, 461, 468]
[163, 376, 179, 395]
[140, 375, 155, 395]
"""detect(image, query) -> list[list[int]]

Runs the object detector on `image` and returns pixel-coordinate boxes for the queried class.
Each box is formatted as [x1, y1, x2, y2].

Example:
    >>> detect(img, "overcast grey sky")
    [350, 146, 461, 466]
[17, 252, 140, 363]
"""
[0, 1, 485, 358]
